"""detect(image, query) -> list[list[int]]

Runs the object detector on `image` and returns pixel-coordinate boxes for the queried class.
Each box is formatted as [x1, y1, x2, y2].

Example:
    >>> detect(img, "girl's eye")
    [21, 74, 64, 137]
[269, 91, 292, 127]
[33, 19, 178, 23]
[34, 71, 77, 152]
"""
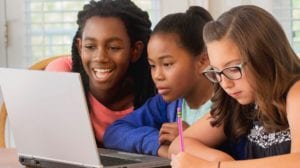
[163, 63, 173, 67]
[149, 64, 156, 69]
[84, 45, 95, 49]
[227, 67, 240, 73]
[108, 46, 121, 51]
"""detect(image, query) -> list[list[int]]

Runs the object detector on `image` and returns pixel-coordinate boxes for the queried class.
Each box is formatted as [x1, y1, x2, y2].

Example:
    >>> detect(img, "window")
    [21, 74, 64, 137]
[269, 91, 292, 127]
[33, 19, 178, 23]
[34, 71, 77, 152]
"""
[272, 0, 292, 41]
[292, 0, 300, 54]
[25, 0, 86, 63]
[271, 0, 300, 55]
[25, 0, 160, 65]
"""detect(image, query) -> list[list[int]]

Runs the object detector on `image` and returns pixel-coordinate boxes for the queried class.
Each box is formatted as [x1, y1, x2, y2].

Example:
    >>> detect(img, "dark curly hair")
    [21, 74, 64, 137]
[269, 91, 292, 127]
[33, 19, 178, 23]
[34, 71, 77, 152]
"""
[71, 0, 155, 109]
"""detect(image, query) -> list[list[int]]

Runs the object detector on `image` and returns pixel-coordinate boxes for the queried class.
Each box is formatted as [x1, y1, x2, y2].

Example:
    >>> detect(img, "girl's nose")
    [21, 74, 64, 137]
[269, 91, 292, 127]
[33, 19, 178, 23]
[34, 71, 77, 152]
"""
[93, 48, 109, 62]
[152, 67, 165, 81]
[220, 74, 234, 89]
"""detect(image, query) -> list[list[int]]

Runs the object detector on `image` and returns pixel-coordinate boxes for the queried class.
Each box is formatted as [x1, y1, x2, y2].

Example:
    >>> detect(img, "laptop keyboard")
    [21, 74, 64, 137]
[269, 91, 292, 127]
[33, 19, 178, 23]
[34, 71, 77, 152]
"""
[100, 155, 141, 166]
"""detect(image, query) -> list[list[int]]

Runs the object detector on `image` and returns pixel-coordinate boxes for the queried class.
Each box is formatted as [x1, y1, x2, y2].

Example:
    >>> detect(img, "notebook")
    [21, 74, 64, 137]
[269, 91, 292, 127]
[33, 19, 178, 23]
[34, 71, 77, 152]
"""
[0, 68, 170, 168]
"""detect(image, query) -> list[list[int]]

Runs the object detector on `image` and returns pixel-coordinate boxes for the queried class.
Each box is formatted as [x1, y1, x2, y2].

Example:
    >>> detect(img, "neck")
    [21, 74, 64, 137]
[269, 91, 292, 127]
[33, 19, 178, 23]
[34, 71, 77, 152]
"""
[89, 78, 135, 111]
[184, 77, 213, 109]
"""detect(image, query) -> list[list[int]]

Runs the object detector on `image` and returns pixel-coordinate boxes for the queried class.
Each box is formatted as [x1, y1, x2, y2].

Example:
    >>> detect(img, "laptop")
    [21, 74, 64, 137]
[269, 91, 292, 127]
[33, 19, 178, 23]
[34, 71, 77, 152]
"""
[0, 68, 170, 168]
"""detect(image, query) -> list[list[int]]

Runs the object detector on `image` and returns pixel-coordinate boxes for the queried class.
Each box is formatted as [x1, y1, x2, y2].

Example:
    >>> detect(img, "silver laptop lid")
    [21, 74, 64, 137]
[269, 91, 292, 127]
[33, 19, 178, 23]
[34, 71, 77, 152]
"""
[0, 68, 102, 168]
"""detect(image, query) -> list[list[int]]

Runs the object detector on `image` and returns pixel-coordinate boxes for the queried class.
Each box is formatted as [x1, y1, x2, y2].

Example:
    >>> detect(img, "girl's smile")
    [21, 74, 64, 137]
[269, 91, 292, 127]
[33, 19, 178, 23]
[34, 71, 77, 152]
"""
[92, 68, 113, 81]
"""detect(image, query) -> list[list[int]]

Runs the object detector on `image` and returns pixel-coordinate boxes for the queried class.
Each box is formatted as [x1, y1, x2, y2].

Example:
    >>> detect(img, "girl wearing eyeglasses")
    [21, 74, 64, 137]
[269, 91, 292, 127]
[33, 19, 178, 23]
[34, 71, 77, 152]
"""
[169, 5, 300, 168]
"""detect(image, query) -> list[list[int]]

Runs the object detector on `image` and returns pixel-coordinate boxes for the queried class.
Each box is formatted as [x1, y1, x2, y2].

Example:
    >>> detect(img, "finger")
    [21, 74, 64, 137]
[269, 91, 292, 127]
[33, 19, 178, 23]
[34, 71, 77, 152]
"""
[160, 124, 179, 135]
[160, 127, 173, 135]
[159, 133, 177, 144]
[160, 125, 176, 135]
[161, 122, 178, 129]
[159, 134, 171, 145]
[159, 139, 170, 145]
[159, 125, 169, 135]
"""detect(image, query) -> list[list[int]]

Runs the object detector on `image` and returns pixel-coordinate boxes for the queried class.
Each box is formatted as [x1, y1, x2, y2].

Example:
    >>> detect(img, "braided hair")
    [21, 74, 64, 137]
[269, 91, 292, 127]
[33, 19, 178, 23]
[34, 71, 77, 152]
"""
[152, 6, 213, 57]
[71, 0, 155, 109]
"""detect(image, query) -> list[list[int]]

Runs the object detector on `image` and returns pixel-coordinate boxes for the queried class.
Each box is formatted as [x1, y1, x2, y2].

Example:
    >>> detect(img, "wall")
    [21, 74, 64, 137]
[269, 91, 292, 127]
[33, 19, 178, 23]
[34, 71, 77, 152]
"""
[0, 0, 7, 67]
[208, 0, 273, 18]
[5, 0, 25, 68]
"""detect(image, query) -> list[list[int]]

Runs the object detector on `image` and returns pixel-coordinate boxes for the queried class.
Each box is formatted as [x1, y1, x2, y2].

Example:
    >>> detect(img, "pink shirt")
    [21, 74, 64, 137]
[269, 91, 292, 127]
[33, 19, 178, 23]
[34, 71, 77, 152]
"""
[45, 56, 134, 144]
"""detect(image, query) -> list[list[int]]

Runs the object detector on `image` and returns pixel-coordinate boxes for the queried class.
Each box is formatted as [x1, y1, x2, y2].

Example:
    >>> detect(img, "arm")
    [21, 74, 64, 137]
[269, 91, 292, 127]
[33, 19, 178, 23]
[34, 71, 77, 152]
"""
[287, 80, 300, 154]
[171, 81, 300, 168]
[171, 152, 300, 168]
[169, 113, 233, 161]
[103, 95, 168, 156]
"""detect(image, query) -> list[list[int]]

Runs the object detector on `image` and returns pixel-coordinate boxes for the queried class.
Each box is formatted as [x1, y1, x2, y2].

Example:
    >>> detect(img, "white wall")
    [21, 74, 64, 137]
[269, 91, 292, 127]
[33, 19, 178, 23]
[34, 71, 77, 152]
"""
[208, 0, 273, 19]
[0, 0, 7, 67]
[5, 0, 26, 68]
[0, 0, 6, 134]
[208, 0, 292, 43]
[0, 0, 25, 68]
[159, 0, 209, 18]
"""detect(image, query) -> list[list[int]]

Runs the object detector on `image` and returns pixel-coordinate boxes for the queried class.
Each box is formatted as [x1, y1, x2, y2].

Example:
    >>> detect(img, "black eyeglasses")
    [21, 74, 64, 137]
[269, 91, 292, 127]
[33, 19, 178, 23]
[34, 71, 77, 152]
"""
[203, 63, 246, 83]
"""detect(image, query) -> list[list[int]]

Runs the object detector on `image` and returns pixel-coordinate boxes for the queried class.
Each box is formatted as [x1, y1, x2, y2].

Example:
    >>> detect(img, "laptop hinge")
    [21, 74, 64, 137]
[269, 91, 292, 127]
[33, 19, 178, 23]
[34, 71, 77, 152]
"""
[19, 155, 42, 168]
[18, 154, 102, 168]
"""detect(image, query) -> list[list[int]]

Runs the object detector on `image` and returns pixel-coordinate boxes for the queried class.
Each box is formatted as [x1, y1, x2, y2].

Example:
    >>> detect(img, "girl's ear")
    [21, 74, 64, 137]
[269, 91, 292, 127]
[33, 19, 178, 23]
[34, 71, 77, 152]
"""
[76, 38, 82, 55]
[197, 53, 210, 73]
[130, 41, 144, 63]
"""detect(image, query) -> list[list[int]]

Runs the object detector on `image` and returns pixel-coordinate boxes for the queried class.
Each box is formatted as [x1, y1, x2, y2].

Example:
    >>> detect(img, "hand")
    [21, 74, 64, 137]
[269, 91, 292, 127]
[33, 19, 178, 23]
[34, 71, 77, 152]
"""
[171, 152, 215, 168]
[157, 144, 169, 158]
[159, 122, 189, 145]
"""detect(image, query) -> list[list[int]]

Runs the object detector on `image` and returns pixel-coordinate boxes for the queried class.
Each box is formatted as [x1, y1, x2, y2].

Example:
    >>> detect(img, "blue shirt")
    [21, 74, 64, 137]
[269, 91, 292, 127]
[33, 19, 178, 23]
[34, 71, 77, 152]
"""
[103, 94, 212, 156]
[103, 94, 182, 155]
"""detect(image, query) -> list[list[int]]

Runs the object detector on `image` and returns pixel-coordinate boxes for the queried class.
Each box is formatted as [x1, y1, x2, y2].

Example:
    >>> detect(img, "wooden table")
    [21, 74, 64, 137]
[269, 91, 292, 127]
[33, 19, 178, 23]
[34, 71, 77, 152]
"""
[0, 148, 24, 168]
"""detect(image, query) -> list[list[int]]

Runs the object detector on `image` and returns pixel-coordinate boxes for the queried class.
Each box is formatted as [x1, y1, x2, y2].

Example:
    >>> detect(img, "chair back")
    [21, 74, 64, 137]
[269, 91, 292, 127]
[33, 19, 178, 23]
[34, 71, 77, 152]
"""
[0, 55, 69, 148]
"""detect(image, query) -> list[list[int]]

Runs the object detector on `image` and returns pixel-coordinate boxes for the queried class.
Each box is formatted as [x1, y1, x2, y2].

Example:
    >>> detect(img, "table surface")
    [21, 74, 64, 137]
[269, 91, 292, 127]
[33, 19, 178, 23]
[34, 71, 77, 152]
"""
[0, 148, 24, 168]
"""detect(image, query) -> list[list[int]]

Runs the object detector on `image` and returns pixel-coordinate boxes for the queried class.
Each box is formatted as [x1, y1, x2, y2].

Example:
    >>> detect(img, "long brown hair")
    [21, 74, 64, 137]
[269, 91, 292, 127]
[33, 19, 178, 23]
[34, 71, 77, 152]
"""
[203, 5, 300, 141]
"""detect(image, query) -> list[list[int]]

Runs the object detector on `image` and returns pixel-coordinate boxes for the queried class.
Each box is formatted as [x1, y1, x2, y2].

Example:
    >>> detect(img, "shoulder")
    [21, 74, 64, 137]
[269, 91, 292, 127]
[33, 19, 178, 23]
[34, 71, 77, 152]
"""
[286, 80, 300, 105]
[140, 94, 182, 112]
[286, 80, 300, 117]
[286, 80, 300, 153]
[45, 56, 72, 72]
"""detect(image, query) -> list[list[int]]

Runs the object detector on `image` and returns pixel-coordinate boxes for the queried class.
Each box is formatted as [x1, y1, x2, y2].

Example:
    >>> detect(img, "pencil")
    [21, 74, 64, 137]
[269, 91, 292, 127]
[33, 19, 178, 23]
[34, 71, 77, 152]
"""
[177, 107, 184, 152]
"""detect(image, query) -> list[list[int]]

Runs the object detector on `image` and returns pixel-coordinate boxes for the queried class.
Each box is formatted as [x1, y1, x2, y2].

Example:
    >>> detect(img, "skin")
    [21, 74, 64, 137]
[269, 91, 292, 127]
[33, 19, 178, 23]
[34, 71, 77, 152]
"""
[207, 38, 256, 105]
[147, 33, 212, 157]
[77, 16, 143, 110]
[169, 37, 300, 168]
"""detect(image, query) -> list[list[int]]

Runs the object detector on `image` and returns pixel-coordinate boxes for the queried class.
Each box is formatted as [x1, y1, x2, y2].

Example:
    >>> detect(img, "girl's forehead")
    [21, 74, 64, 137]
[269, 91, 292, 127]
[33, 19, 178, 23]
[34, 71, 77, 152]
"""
[84, 16, 125, 27]
[81, 16, 130, 41]
[150, 32, 180, 42]
[147, 33, 194, 62]
[207, 38, 242, 68]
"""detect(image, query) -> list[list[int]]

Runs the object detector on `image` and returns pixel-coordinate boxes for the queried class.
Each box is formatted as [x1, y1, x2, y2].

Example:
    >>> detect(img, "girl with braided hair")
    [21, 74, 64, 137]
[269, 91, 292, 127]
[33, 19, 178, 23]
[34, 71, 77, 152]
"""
[46, 0, 155, 146]
[104, 6, 213, 158]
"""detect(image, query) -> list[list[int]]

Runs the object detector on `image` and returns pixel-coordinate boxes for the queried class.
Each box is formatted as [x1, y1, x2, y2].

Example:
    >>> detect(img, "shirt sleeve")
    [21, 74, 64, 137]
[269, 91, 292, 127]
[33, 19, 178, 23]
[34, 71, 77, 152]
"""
[103, 94, 168, 156]
[45, 56, 72, 72]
